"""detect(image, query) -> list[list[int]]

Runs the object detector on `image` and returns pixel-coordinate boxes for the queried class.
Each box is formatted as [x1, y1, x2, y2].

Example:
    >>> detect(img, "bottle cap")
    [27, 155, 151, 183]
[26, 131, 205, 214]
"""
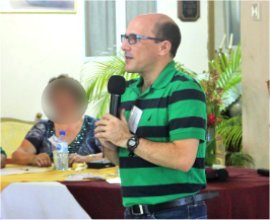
[59, 130, 66, 136]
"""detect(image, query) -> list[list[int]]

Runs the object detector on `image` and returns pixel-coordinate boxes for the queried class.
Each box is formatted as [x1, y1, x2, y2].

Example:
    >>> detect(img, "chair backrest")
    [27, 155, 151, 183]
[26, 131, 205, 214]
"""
[0, 118, 35, 158]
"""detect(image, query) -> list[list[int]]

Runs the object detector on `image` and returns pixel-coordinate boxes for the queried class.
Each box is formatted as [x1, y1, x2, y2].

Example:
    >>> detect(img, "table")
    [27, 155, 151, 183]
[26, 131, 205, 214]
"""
[63, 167, 269, 219]
[1, 166, 269, 219]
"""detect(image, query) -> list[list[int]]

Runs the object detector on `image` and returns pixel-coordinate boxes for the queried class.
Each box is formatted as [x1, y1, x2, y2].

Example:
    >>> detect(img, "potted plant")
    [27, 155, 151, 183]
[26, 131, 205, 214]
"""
[201, 45, 253, 167]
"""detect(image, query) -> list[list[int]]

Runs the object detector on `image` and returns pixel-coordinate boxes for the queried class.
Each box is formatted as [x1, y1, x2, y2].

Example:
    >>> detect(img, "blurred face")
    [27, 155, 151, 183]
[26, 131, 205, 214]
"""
[121, 19, 161, 74]
[50, 89, 78, 122]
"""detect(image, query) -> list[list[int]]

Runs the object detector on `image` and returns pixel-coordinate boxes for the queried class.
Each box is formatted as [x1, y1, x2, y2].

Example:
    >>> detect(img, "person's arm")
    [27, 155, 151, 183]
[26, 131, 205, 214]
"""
[69, 152, 105, 164]
[0, 147, 7, 168]
[1, 154, 6, 168]
[95, 112, 198, 171]
[95, 81, 206, 171]
[122, 138, 198, 171]
[12, 139, 51, 167]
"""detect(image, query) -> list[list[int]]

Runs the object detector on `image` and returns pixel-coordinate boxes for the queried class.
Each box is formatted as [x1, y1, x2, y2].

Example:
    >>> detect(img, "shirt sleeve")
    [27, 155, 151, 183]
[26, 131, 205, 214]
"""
[25, 121, 47, 151]
[168, 80, 207, 142]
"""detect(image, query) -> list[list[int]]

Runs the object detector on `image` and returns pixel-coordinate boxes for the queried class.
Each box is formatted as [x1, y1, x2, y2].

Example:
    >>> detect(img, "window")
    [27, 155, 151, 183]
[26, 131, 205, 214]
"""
[84, 1, 116, 57]
[224, 0, 240, 46]
[84, 0, 156, 57]
[214, 0, 240, 49]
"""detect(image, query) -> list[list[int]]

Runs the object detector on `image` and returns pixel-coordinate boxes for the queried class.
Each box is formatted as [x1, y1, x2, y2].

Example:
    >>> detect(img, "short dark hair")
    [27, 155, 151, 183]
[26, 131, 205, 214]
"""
[154, 21, 181, 58]
[48, 74, 69, 84]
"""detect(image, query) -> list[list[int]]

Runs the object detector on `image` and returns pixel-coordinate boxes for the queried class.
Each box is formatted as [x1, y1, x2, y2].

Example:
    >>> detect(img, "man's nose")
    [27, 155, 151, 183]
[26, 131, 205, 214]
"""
[121, 39, 130, 52]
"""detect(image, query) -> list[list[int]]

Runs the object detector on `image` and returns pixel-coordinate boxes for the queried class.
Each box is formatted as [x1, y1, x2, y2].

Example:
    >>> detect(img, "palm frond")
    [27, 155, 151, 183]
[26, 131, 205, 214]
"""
[226, 152, 254, 168]
[207, 45, 242, 111]
[175, 62, 198, 78]
[216, 116, 242, 151]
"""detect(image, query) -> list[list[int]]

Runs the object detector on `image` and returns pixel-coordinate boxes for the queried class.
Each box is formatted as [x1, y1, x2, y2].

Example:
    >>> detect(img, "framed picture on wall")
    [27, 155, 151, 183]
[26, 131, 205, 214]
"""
[0, 0, 76, 14]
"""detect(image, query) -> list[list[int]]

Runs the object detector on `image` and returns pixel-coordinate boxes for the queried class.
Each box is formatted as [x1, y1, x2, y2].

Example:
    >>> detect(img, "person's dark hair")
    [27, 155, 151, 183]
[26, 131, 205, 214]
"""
[154, 21, 181, 58]
[48, 74, 69, 84]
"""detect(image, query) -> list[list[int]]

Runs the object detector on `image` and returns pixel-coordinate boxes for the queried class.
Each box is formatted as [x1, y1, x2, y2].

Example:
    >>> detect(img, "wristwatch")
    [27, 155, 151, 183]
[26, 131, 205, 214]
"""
[127, 135, 139, 157]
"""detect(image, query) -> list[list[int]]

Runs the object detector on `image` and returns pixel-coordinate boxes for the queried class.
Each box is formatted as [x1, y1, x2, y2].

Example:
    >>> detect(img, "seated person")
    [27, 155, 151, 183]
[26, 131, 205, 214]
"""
[12, 75, 103, 167]
[1, 147, 7, 168]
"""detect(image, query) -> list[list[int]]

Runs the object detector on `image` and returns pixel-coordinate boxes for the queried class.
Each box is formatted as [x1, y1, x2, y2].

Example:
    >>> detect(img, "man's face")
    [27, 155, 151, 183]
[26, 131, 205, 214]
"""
[121, 19, 161, 74]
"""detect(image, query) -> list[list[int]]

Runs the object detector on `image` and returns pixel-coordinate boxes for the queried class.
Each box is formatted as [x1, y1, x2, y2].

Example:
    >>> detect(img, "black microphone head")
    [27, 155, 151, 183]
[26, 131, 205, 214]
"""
[108, 75, 126, 95]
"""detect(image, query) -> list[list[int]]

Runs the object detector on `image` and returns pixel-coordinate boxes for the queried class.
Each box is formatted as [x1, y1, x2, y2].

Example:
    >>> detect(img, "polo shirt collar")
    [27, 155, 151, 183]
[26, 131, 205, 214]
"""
[151, 60, 176, 89]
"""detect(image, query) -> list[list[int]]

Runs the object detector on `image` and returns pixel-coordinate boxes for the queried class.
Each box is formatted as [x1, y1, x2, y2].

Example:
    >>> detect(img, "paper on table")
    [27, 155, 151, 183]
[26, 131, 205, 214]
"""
[0, 166, 53, 176]
[65, 173, 121, 184]
[65, 173, 106, 181]
[106, 177, 121, 184]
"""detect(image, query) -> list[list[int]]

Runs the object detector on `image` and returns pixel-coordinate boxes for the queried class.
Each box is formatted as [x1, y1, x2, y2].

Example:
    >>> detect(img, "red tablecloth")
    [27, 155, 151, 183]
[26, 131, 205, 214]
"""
[63, 167, 269, 219]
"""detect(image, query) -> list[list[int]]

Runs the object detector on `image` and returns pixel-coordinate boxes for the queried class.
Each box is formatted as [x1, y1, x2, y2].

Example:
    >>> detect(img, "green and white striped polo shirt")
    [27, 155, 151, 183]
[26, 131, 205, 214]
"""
[118, 61, 207, 207]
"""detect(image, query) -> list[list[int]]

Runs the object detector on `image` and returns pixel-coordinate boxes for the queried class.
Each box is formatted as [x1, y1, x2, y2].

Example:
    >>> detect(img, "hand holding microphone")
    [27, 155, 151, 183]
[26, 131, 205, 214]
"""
[95, 75, 132, 148]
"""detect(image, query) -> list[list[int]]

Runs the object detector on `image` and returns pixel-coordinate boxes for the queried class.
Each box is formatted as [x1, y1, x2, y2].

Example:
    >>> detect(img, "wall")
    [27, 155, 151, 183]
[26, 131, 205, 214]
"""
[241, 1, 269, 168]
[0, 1, 85, 121]
[157, 0, 209, 74]
[0, 0, 209, 121]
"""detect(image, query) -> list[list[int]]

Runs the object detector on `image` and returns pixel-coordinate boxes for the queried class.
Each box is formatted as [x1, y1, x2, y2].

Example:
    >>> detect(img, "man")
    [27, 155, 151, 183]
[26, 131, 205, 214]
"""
[95, 13, 208, 219]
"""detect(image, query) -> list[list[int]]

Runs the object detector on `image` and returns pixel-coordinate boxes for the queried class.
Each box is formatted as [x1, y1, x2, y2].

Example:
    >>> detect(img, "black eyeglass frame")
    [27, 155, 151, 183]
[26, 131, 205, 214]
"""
[121, 33, 165, 45]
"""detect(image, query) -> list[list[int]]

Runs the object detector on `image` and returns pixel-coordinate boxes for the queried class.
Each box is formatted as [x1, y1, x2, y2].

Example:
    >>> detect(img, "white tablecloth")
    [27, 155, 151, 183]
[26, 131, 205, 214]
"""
[0, 182, 91, 219]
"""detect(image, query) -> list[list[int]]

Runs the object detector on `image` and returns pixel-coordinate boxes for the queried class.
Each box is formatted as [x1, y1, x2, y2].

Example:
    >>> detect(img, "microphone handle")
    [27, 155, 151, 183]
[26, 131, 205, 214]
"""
[109, 94, 121, 118]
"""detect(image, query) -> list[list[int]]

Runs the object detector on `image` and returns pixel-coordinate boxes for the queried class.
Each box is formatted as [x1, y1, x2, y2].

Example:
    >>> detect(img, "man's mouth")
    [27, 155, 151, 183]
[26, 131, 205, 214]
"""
[125, 54, 133, 60]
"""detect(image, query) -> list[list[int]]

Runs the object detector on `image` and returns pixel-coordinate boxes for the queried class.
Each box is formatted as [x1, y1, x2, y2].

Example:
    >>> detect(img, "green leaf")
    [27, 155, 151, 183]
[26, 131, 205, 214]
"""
[84, 56, 139, 117]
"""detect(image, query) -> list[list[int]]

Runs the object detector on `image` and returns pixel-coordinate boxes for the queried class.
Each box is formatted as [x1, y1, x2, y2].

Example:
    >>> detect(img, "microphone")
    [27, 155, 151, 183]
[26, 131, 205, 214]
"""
[107, 75, 126, 118]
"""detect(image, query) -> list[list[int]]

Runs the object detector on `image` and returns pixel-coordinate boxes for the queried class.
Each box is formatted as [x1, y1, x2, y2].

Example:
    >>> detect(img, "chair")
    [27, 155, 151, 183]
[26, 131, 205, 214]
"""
[0, 116, 40, 158]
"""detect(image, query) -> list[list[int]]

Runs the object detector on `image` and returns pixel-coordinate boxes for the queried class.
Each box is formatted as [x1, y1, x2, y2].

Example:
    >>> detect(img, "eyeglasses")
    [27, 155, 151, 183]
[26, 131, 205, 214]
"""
[121, 33, 164, 45]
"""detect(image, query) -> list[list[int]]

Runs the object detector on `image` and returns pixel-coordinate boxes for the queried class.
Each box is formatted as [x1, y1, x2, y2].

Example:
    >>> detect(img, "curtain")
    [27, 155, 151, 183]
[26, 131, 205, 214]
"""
[85, 0, 116, 57]
[126, 0, 157, 27]
[224, 0, 240, 45]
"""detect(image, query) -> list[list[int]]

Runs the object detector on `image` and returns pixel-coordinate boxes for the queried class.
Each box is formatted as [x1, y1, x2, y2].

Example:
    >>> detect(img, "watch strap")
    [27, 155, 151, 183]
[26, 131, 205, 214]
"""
[127, 135, 139, 157]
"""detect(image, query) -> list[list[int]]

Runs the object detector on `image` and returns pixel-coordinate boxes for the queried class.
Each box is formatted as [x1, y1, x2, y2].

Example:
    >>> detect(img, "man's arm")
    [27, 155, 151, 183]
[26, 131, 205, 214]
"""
[128, 138, 198, 171]
[95, 112, 199, 171]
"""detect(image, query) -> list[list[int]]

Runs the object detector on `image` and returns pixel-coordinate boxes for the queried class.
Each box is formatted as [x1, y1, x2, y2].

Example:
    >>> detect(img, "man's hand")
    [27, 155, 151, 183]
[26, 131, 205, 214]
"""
[97, 138, 120, 165]
[95, 110, 132, 148]
[32, 153, 51, 167]
[99, 138, 117, 151]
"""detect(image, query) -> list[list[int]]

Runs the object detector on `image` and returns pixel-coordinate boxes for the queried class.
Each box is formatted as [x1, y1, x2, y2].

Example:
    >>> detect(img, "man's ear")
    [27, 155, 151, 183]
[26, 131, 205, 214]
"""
[158, 40, 172, 56]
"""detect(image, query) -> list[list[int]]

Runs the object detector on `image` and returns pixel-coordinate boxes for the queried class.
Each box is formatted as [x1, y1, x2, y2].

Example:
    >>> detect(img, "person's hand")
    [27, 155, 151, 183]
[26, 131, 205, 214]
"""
[69, 153, 87, 164]
[99, 139, 117, 151]
[95, 109, 132, 148]
[32, 153, 51, 167]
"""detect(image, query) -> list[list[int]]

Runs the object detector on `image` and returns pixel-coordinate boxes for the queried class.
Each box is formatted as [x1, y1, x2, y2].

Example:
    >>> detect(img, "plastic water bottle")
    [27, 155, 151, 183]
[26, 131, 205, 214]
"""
[56, 130, 68, 153]
[53, 130, 69, 170]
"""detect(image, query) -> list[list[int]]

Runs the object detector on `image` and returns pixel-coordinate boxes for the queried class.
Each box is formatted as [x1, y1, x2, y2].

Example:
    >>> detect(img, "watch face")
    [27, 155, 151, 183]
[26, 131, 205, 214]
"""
[129, 139, 136, 147]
